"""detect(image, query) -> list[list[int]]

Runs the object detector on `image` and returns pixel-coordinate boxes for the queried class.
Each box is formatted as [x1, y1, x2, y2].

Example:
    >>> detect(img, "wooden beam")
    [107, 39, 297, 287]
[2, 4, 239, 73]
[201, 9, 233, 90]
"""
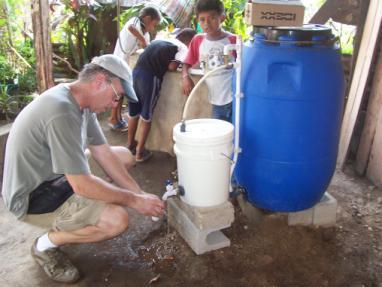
[31, 0, 54, 93]
[337, 0, 382, 168]
[355, 45, 382, 175]
[366, 106, 382, 188]
[309, 0, 364, 25]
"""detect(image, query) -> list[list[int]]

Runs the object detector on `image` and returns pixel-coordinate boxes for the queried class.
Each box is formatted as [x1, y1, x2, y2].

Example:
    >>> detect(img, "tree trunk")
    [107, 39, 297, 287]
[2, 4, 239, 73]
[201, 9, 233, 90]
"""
[2, 1, 13, 47]
[31, 0, 54, 93]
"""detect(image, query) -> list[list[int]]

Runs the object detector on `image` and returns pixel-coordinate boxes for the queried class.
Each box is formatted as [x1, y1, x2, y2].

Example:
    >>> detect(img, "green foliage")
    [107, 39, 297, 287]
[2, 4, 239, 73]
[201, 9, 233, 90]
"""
[18, 68, 37, 93]
[15, 94, 34, 109]
[222, 0, 249, 40]
[0, 55, 16, 83]
[0, 0, 34, 118]
[328, 20, 355, 55]
[0, 84, 19, 120]
[118, 4, 143, 24]
[51, 0, 105, 68]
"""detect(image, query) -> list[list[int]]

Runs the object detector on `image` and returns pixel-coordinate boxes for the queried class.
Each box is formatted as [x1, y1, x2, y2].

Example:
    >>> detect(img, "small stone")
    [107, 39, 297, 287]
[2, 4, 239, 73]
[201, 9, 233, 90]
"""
[377, 197, 382, 204]
[368, 227, 373, 231]
[368, 185, 375, 190]
[244, 225, 248, 230]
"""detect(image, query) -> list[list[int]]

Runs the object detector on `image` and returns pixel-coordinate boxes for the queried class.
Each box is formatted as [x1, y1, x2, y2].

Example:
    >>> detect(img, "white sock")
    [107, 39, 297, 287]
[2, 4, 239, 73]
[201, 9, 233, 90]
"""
[36, 233, 57, 252]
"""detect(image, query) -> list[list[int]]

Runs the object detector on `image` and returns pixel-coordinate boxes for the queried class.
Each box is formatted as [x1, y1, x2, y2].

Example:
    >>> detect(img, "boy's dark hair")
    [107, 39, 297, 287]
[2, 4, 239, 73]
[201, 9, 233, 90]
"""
[176, 28, 197, 45]
[139, 6, 161, 21]
[195, 0, 224, 16]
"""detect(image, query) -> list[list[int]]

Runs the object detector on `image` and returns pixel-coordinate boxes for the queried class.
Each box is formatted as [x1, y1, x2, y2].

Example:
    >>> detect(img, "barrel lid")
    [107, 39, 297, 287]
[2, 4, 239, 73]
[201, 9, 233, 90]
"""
[253, 24, 333, 43]
[173, 119, 234, 145]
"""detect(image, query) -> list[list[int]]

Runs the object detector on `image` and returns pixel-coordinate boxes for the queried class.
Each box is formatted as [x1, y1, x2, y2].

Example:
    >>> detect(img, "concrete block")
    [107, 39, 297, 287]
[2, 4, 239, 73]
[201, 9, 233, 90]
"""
[312, 192, 337, 227]
[168, 197, 234, 255]
[288, 192, 337, 227]
[175, 197, 235, 230]
[237, 194, 265, 224]
[288, 208, 314, 226]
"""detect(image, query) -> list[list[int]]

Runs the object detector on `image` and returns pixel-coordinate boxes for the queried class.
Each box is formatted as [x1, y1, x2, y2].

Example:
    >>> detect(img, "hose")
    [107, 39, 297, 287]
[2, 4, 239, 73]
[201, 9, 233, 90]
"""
[180, 63, 234, 130]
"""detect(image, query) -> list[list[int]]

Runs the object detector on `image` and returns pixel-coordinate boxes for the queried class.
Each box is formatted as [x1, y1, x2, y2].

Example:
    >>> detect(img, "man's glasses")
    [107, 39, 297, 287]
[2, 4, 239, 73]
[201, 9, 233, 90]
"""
[110, 82, 122, 102]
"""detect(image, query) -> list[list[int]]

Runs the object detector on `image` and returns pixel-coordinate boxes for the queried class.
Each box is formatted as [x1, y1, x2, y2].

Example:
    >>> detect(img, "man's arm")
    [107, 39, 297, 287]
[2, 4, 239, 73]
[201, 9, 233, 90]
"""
[88, 143, 140, 192]
[65, 173, 164, 217]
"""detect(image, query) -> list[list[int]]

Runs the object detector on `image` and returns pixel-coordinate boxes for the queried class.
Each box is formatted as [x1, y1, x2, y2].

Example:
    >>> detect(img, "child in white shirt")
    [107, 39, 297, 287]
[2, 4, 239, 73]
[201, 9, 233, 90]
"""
[182, 0, 236, 122]
[109, 6, 161, 131]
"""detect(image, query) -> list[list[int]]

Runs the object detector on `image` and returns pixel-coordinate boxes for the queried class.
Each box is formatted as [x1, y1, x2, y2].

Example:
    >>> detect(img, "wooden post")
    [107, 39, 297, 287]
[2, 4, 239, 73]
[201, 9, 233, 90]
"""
[366, 104, 382, 188]
[336, 0, 382, 168]
[2, 1, 13, 47]
[355, 43, 382, 175]
[31, 0, 54, 93]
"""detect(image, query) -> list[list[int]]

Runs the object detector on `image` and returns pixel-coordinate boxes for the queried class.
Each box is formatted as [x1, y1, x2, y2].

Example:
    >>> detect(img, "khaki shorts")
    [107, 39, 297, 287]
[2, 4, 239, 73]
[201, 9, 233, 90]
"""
[23, 194, 106, 232]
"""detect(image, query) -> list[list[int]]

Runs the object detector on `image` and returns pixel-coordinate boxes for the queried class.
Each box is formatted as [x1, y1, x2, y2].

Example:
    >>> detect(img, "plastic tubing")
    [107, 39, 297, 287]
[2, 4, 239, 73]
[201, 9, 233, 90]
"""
[180, 37, 243, 193]
[181, 63, 233, 122]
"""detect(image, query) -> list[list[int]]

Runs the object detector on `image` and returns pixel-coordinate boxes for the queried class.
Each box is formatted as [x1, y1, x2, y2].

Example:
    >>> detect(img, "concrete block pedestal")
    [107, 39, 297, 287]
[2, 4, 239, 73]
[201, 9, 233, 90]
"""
[238, 192, 338, 227]
[288, 192, 337, 227]
[167, 197, 234, 255]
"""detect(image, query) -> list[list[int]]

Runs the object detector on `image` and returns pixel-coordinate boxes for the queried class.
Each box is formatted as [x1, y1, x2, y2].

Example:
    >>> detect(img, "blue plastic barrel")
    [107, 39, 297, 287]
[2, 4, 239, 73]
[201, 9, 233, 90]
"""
[234, 25, 345, 211]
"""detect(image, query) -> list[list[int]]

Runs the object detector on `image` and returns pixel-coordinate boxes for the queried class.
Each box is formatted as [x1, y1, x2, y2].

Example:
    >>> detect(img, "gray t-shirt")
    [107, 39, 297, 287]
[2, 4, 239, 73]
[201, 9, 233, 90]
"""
[1, 84, 106, 219]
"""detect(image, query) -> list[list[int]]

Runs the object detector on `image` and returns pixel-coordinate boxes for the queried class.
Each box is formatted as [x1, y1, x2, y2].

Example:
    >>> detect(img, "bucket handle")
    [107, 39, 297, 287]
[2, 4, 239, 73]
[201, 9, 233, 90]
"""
[221, 152, 235, 164]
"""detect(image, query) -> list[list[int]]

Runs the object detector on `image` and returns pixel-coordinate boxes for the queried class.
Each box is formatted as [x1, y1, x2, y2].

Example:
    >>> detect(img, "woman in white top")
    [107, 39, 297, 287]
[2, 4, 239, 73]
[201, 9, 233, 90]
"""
[109, 6, 161, 131]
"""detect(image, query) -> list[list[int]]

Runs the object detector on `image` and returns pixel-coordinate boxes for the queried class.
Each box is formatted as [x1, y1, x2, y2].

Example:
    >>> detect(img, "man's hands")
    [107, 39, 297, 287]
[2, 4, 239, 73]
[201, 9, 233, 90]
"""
[131, 193, 165, 217]
[182, 75, 194, 96]
[66, 173, 165, 217]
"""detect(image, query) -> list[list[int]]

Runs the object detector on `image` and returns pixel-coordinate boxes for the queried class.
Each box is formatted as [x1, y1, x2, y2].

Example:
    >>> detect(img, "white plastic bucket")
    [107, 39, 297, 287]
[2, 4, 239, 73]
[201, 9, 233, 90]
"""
[173, 119, 234, 207]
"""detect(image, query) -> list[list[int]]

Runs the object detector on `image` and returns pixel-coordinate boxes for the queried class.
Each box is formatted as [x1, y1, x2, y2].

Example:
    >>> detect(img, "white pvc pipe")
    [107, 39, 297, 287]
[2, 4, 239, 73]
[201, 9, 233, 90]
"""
[230, 36, 242, 185]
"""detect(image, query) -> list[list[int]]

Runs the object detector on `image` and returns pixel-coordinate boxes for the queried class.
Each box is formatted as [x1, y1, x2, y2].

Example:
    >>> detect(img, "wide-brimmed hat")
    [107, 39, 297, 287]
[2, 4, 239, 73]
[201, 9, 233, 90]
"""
[91, 55, 138, 103]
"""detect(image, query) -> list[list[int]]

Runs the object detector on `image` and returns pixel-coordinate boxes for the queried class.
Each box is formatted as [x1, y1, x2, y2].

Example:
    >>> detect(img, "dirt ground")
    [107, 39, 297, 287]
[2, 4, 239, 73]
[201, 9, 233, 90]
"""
[0, 115, 381, 287]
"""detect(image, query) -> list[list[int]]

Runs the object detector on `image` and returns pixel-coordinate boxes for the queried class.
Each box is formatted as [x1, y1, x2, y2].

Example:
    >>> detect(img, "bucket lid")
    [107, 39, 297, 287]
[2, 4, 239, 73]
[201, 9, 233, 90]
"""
[173, 118, 234, 145]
